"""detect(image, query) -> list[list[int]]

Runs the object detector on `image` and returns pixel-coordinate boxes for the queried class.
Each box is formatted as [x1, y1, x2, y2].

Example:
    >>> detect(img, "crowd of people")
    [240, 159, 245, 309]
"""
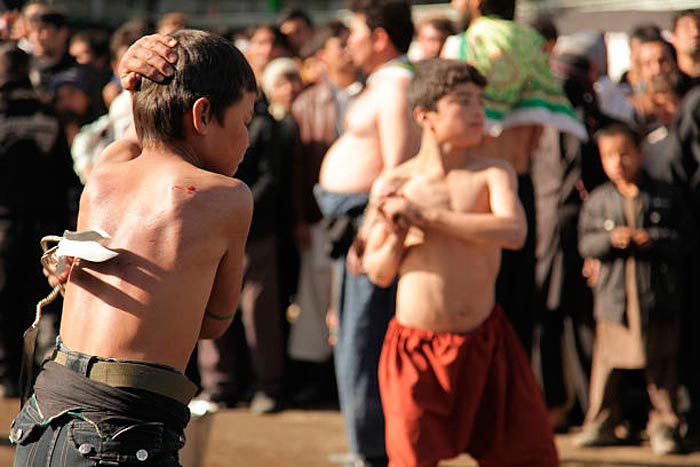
[1, 0, 700, 465]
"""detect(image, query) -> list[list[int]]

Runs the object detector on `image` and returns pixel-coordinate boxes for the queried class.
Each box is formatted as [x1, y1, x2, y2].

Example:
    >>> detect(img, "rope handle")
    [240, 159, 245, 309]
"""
[31, 235, 66, 329]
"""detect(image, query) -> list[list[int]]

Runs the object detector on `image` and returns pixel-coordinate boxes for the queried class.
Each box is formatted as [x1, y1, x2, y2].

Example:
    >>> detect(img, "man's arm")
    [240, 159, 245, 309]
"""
[199, 182, 253, 339]
[362, 199, 408, 288]
[395, 164, 526, 249]
[376, 79, 419, 171]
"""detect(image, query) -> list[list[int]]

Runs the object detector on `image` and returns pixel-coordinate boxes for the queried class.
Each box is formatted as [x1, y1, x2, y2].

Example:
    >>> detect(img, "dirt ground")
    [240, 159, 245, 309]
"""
[1, 397, 699, 466]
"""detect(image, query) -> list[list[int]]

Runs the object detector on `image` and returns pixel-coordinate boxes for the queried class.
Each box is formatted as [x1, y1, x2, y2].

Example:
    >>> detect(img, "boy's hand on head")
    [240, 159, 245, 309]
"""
[610, 226, 632, 249]
[632, 229, 653, 250]
[119, 34, 179, 91]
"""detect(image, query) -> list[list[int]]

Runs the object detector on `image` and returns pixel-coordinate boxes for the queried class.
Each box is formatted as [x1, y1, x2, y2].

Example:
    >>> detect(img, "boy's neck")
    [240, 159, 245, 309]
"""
[142, 141, 203, 168]
[613, 178, 641, 197]
[418, 133, 471, 173]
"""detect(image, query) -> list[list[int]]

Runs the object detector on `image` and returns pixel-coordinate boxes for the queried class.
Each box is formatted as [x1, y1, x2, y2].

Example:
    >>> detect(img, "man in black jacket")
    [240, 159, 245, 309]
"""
[0, 43, 79, 397]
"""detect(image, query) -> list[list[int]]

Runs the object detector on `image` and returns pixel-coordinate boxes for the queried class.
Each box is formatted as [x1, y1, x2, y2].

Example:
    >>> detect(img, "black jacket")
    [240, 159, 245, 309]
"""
[578, 176, 692, 327]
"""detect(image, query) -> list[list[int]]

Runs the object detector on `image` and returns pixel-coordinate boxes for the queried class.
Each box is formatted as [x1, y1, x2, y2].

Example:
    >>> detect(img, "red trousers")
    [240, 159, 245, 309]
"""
[379, 306, 559, 467]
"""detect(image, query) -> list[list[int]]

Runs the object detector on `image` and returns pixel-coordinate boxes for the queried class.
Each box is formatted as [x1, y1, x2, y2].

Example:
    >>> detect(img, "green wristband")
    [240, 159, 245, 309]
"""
[205, 310, 235, 321]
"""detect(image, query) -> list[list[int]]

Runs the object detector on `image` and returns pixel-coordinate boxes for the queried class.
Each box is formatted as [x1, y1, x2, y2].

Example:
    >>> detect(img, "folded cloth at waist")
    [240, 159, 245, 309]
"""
[33, 361, 191, 431]
[313, 185, 369, 220]
[51, 341, 197, 406]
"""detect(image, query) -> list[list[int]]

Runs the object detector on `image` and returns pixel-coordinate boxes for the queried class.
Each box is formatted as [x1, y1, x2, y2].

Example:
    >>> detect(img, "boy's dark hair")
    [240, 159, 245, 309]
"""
[300, 20, 348, 59]
[347, 0, 414, 54]
[419, 16, 457, 38]
[673, 9, 700, 31]
[630, 23, 663, 44]
[408, 59, 487, 111]
[478, 0, 516, 21]
[31, 9, 68, 29]
[279, 7, 314, 28]
[529, 15, 558, 43]
[132, 29, 257, 146]
[594, 121, 643, 149]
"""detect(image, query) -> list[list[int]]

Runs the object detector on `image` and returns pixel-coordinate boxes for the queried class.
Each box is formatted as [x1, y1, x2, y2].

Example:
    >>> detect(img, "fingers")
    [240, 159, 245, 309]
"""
[119, 34, 179, 90]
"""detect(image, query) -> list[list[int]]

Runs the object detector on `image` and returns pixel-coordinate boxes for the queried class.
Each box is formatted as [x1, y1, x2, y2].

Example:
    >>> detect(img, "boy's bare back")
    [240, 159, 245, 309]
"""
[368, 154, 523, 333]
[59, 146, 252, 371]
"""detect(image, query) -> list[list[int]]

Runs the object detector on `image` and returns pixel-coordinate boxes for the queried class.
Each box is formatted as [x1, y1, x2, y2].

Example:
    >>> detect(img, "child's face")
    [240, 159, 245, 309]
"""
[427, 82, 485, 147]
[205, 91, 257, 176]
[598, 133, 644, 184]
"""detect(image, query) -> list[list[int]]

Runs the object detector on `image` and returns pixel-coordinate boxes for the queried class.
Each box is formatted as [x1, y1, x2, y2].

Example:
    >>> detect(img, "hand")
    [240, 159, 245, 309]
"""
[378, 194, 424, 231]
[610, 226, 632, 249]
[582, 257, 600, 288]
[632, 229, 653, 250]
[346, 242, 363, 276]
[326, 307, 338, 346]
[118, 34, 179, 91]
[42, 256, 72, 294]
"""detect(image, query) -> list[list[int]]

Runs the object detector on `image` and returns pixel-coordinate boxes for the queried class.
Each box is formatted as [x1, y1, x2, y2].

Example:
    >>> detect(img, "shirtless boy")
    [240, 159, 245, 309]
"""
[11, 30, 256, 465]
[362, 59, 558, 467]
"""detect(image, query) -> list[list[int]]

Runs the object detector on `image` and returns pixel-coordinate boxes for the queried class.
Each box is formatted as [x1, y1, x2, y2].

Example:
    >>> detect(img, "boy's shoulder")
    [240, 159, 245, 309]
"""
[464, 153, 518, 178]
[371, 157, 421, 194]
[587, 181, 617, 200]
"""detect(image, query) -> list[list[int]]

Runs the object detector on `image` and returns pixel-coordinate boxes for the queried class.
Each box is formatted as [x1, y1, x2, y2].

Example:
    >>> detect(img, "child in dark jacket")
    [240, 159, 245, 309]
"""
[577, 122, 691, 455]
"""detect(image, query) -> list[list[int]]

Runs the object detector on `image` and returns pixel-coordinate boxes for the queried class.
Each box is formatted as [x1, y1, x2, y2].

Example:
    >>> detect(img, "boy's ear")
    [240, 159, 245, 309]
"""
[192, 97, 212, 135]
[372, 27, 391, 52]
[413, 106, 432, 128]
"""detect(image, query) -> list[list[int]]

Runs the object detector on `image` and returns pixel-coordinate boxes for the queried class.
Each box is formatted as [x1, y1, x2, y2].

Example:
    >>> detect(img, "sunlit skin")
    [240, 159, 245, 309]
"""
[319, 12, 419, 194]
[416, 23, 449, 60]
[637, 41, 675, 89]
[59, 87, 256, 371]
[362, 82, 526, 332]
[672, 14, 700, 77]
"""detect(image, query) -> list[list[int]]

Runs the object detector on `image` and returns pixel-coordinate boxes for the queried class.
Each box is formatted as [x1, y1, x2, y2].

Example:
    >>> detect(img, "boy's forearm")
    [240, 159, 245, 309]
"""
[364, 229, 406, 288]
[198, 313, 235, 340]
[423, 207, 526, 250]
[579, 231, 615, 258]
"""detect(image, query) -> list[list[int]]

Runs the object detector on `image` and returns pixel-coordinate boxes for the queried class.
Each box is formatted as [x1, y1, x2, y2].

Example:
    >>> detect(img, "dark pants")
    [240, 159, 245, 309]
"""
[496, 174, 536, 356]
[0, 219, 46, 392]
[12, 343, 189, 466]
[198, 234, 284, 399]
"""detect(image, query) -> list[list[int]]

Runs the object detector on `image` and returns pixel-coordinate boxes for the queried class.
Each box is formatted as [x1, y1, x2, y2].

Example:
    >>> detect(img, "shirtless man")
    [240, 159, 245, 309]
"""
[313, 1, 419, 464]
[11, 30, 256, 466]
[363, 59, 558, 467]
